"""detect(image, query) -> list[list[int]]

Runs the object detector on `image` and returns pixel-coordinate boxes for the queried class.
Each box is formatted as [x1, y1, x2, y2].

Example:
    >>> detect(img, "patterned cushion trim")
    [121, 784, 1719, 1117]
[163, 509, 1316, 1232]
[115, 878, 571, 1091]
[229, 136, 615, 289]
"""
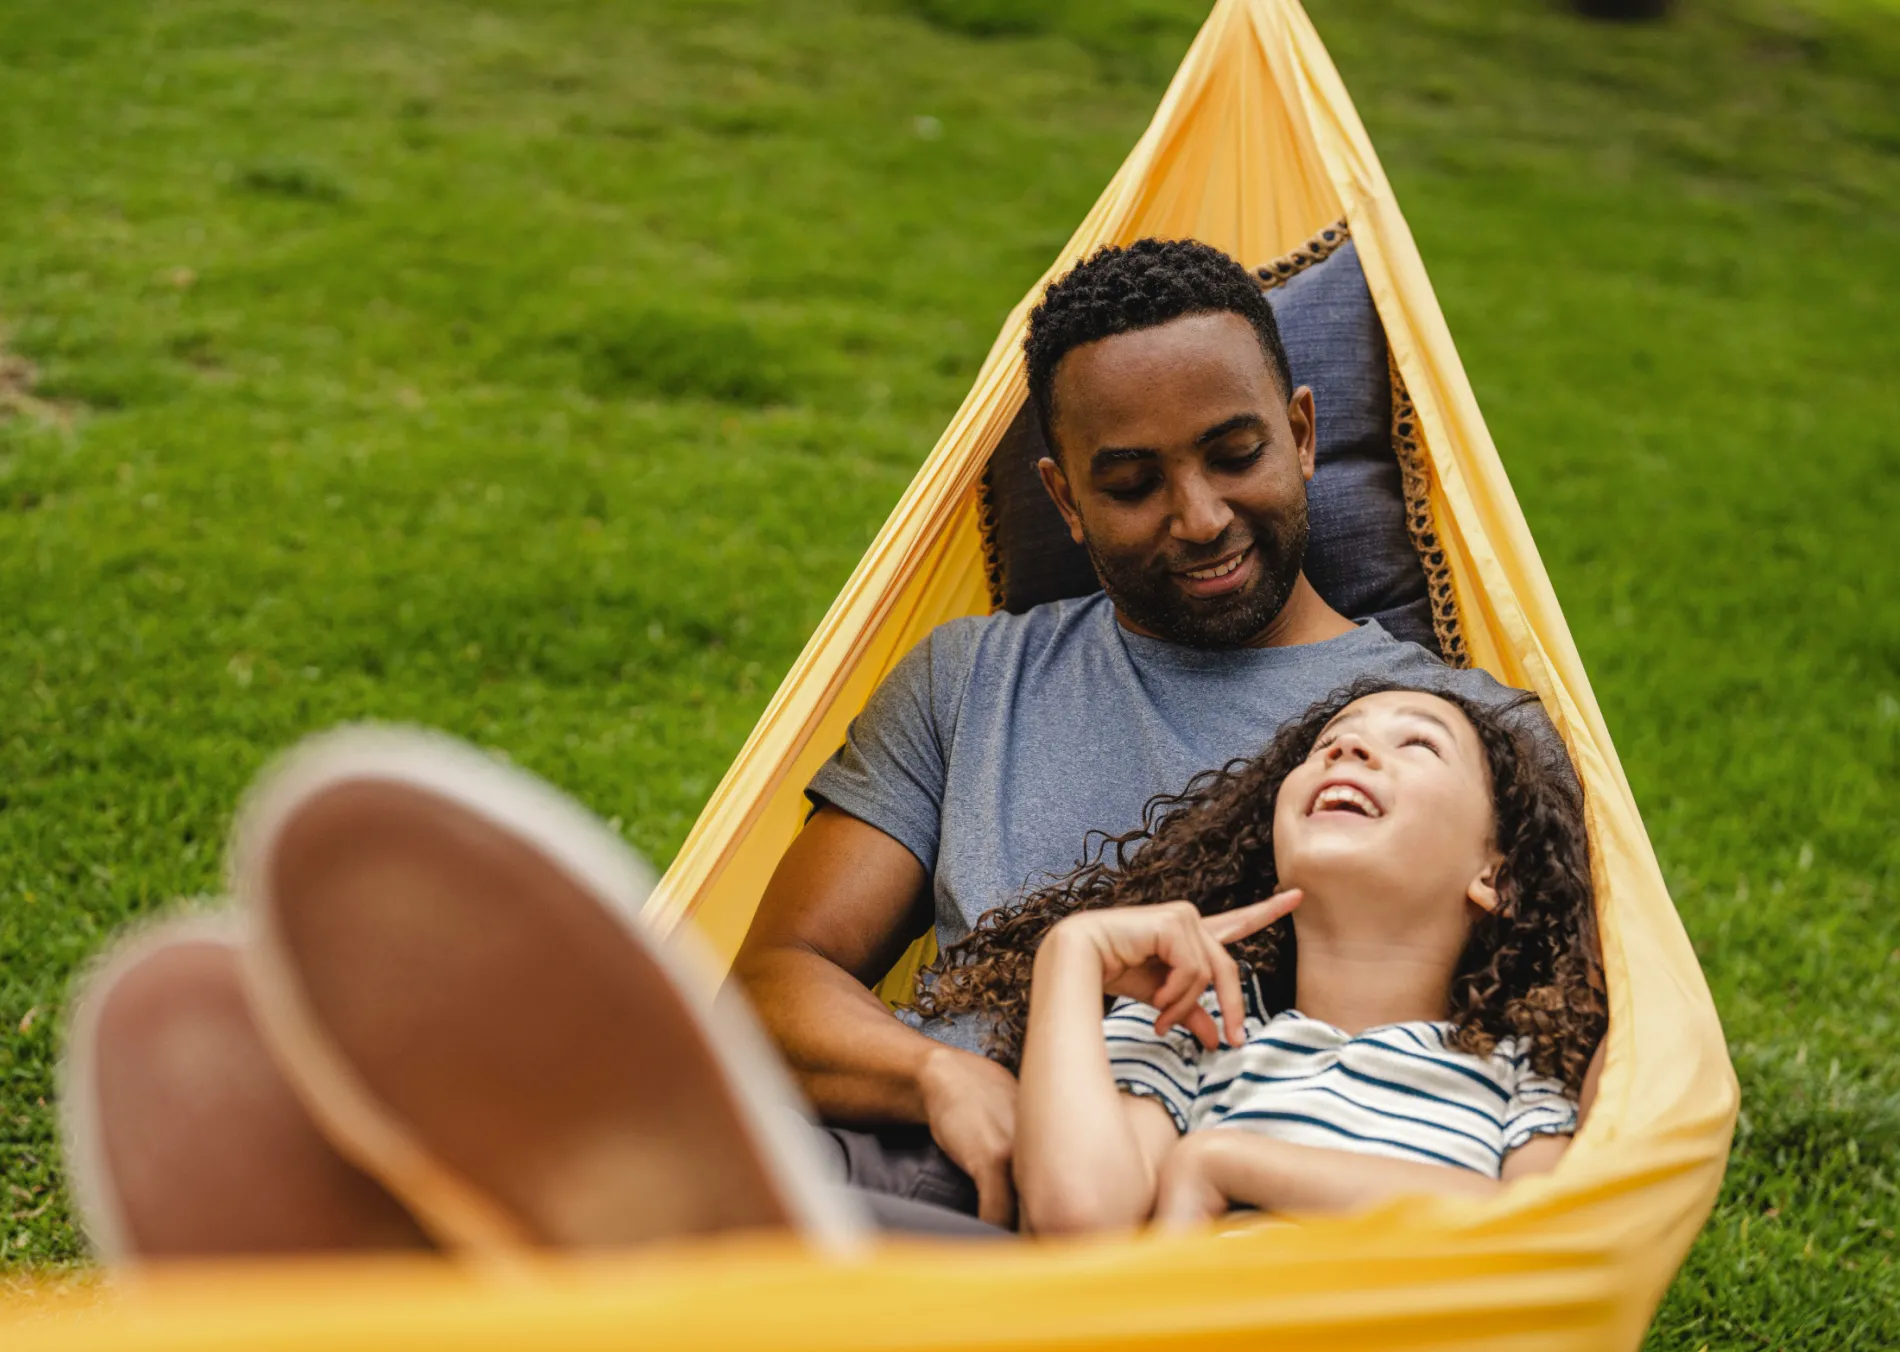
[977, 436, 1008, 610]
[1387, 350, 1469, 667]
[1253, 219, 1354, 292]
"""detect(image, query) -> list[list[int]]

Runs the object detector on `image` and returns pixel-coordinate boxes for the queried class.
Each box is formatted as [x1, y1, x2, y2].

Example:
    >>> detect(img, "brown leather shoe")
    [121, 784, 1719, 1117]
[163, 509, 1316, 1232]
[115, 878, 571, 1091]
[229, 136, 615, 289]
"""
[229, 727, 864, 1257]
[62, 919, 434, 1262]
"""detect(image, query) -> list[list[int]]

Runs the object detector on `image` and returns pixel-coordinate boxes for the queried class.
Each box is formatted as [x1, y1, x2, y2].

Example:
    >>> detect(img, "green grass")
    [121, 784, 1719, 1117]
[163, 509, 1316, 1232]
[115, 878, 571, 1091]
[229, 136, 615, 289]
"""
[0, 0, 1895, 1344]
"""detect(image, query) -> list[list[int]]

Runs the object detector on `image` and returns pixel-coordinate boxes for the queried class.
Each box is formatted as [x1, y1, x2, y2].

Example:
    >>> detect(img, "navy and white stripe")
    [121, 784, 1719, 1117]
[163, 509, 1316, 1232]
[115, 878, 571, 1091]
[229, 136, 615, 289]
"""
[1106, 995, 1577, 1177]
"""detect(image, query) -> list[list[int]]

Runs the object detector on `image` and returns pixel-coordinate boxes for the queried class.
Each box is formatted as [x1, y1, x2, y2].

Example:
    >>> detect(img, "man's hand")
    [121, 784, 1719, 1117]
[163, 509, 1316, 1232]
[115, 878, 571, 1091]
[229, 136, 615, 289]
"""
[1042, 891, 1302, 1050]
[918, 1045, 1020, 1228]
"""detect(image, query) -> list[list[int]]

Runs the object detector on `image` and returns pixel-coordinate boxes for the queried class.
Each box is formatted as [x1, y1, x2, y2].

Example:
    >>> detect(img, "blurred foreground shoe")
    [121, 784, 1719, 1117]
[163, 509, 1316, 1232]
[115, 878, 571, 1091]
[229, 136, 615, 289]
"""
[229, 726, 866, 1257]
[62, 920, 434, 1261]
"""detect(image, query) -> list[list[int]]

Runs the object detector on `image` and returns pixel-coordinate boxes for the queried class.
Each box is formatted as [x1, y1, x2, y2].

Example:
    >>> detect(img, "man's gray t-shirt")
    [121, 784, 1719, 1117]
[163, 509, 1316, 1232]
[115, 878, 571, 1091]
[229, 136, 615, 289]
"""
[805, 591, 1555, 1055]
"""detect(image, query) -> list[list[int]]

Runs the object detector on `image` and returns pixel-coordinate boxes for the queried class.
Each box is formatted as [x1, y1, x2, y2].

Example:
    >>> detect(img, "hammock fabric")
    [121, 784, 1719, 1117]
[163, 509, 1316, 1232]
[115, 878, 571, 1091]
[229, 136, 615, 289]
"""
[9, 2, 1734, 1348]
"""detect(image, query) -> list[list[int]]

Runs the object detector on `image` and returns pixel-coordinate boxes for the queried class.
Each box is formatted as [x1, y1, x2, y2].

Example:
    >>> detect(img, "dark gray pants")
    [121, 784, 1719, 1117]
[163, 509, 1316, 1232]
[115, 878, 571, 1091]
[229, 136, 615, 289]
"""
[815, 1124, 1010, 1239]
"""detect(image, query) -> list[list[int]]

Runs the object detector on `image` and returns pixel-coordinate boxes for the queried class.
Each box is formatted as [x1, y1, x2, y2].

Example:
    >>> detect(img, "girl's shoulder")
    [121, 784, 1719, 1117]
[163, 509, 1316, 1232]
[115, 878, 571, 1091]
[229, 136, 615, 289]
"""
[1246, 1015, 1576, 1123]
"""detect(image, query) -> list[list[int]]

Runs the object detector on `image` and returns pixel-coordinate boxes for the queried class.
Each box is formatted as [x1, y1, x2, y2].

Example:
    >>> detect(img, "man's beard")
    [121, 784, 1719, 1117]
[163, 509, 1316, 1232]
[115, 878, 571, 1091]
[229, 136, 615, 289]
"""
[1081, 500, 1309, 649]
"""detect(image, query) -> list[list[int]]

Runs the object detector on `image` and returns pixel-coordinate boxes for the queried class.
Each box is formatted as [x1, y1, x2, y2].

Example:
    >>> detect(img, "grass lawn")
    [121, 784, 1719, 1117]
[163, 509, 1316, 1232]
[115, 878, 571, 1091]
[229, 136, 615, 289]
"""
[1, 0, 1896, 1344]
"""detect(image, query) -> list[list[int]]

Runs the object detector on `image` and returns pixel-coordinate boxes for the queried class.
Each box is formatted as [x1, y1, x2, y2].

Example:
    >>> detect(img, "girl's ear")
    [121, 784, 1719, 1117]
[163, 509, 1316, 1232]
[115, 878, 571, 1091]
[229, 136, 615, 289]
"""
[1467, 857, 1502, 914]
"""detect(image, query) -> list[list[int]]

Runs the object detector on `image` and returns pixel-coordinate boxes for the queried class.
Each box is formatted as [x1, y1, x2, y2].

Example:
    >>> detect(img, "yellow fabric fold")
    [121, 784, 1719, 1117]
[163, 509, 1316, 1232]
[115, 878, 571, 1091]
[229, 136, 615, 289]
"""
[7, 2, 1733, 1347]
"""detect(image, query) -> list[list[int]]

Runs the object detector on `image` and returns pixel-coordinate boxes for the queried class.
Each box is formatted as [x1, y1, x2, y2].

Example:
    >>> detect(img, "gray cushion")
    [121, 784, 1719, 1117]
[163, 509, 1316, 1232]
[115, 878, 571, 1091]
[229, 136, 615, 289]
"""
[980, 238, 1440, 656]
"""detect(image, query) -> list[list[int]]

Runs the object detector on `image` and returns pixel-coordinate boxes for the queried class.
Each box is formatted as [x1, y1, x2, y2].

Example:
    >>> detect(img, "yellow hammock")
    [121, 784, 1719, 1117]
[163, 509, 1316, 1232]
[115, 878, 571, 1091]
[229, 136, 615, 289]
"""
[10, 1, 1735, 1348]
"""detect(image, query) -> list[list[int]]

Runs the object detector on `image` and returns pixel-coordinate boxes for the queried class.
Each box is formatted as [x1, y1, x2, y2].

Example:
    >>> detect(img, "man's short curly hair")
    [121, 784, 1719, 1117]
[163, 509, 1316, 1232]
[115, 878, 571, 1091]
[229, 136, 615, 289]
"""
[1023, 238, 1294, 458]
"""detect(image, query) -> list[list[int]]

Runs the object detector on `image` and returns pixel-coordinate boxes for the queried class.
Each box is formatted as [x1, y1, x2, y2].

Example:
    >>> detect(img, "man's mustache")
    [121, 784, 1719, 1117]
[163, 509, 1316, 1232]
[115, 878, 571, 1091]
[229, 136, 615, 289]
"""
[1157, 532, 1256, 574]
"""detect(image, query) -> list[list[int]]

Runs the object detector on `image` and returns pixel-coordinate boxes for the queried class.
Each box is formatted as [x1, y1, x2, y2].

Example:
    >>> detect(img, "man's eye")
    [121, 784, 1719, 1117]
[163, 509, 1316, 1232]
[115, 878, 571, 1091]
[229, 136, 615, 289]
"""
[1216, 444, 1267, 472]
[1103, 479, 1156, 502]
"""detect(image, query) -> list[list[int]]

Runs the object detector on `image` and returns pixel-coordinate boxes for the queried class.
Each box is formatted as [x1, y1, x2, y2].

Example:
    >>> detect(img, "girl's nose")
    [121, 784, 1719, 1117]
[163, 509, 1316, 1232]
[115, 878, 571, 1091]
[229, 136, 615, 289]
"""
[1326, 735, 1377, 765]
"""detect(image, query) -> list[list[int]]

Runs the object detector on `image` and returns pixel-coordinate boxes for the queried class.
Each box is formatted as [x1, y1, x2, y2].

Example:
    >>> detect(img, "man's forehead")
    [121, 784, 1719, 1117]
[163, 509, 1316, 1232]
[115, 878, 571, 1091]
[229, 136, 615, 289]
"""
[1055, 311, 1273, 390]
[1050, 311, 1280, 457]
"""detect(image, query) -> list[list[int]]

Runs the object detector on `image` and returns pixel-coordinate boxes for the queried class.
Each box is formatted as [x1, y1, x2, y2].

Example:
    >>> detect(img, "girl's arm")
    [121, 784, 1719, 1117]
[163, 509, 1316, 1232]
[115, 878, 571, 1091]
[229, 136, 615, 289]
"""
[1154, 1130, 1572, 1227]
[1499, 1132, 1571, 1181]
[1015, 893, 1302, 1236]
[1015, 926, 1181, 1235]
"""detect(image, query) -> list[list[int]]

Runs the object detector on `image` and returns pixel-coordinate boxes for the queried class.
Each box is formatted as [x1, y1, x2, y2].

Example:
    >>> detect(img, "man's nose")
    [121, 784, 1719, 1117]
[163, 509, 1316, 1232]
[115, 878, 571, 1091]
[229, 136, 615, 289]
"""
[1169, 473, 1234, 545]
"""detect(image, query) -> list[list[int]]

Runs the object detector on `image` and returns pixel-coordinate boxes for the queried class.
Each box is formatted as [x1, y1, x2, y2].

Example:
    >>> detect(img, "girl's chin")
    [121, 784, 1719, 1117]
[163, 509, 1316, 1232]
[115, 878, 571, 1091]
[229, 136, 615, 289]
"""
[1280, 839, 1395, 876]
[1277, 853, 1424, 901]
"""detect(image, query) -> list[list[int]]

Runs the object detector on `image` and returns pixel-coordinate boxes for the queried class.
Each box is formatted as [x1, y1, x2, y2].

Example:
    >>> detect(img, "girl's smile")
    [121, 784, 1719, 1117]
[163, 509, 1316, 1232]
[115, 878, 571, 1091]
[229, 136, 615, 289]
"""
[1273, 690, 1502, 924]
[1306, 779, 1383, 818]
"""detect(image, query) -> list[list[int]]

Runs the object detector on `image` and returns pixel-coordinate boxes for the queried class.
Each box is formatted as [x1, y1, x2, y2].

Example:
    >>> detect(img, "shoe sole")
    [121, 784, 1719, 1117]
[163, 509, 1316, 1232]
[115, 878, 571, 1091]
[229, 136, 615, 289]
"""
[61, 916, 434, 1262]
[229, 725, 864, 1257]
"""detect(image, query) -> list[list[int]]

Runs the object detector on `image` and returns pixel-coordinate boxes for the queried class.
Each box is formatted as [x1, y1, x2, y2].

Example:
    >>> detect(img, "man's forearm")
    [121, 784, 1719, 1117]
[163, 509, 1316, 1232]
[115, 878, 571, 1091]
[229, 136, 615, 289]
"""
[733, 945, 943, 1124]
[730, 804, 949, 1125]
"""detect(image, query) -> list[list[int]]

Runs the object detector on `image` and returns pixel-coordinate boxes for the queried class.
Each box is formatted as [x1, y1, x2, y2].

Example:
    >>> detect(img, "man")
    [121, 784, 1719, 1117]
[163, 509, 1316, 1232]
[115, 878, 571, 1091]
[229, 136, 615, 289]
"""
[61, 238, 1561, 1260]
[733, 238, 1556, 1229]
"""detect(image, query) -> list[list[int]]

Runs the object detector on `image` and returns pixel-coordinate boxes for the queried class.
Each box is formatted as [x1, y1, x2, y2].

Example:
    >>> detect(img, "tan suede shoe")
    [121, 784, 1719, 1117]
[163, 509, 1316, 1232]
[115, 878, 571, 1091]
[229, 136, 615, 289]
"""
[228, 726, 865, 1257]
[62, 917, 434, 1262]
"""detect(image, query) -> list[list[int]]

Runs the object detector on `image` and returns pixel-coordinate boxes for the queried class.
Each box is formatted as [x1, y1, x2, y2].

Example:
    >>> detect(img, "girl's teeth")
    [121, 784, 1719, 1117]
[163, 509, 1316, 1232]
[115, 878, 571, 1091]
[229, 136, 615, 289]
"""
[1315, 785, 1380, 816]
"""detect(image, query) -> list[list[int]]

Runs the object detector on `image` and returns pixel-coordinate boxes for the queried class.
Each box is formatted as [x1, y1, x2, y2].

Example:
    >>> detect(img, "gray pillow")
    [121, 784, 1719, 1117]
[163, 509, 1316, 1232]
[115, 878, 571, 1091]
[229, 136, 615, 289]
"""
[978, 235, 1442, 657]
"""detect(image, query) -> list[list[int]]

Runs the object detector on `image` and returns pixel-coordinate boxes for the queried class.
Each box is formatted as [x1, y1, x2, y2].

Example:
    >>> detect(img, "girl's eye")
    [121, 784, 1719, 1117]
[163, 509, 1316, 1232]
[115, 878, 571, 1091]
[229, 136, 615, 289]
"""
[1311, 735, 1337, 756]
[1402, 735, 1442, 757]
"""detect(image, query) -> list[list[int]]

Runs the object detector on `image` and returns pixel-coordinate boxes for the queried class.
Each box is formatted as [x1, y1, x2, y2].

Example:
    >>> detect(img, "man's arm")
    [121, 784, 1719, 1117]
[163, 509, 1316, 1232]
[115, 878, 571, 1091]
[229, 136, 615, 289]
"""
[730, 805, 1022, 1225]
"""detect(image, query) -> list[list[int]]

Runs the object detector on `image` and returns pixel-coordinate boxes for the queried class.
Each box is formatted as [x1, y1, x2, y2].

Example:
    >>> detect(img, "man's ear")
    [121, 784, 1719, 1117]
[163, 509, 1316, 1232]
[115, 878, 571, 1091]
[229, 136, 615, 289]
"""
[1288, 385, 1317, 482]
[1036, 455, 1088, 547]
[1467, 857, 1502, 914]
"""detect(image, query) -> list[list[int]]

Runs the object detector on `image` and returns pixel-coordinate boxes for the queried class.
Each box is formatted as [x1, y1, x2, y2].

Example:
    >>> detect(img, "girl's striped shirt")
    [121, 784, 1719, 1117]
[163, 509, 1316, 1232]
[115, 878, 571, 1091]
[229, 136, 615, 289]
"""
[1105, 990, 1576, 1178]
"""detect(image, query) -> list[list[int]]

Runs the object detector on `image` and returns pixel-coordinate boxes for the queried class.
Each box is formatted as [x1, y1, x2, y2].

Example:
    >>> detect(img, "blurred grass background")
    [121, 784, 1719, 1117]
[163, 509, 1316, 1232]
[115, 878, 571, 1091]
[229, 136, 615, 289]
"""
[0, 0, 1895, 1344]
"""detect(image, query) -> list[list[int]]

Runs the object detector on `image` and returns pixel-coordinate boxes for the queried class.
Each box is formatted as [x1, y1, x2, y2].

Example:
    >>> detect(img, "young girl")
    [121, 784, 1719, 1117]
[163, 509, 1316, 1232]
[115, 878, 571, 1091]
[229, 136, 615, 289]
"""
[908, 678, 1606, 1235]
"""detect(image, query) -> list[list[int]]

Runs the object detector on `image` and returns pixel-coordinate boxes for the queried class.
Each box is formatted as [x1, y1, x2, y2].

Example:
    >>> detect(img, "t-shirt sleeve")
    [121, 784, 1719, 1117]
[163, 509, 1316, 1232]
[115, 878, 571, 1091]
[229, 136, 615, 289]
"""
[803, 621, 974, 875]
[1502, 1048, 1580, 1153]
[1103, 997, 1203, 1134]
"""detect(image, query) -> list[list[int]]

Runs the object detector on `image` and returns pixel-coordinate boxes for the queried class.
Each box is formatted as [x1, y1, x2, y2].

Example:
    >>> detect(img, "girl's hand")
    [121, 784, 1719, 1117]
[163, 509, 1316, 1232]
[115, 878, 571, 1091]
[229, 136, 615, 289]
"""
[1152, 1132, 1239, 1230]
[1041, 891, 1301, 1050]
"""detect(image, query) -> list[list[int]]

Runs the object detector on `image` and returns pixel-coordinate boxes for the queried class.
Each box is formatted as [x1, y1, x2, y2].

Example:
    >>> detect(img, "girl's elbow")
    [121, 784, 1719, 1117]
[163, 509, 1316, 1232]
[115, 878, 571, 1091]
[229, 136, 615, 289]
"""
[1498, 1132, 1572, 1184]
[1018, 1176, 1145, 1237]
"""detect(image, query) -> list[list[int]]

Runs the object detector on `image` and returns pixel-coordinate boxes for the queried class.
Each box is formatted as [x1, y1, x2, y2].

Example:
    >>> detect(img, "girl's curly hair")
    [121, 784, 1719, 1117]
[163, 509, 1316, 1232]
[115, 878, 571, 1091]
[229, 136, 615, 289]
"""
[905, 678, 1607, 1094]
